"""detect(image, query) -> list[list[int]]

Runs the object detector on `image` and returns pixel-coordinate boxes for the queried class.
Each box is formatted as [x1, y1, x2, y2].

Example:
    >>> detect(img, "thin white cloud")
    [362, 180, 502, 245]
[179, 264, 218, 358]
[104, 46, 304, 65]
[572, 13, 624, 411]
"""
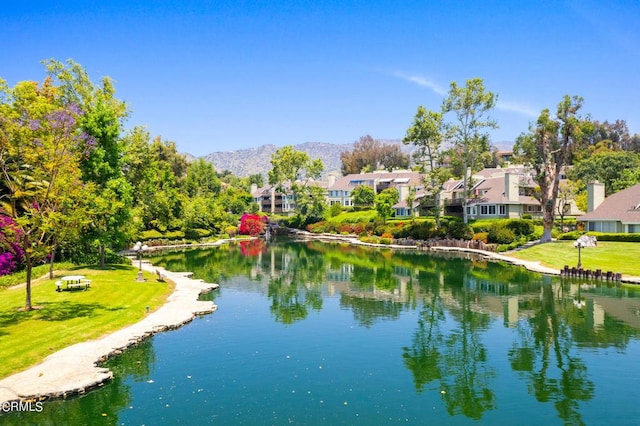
[383, 68, 539, 118]
[496, 100, 539, 118]
[388, 70, 447, 96]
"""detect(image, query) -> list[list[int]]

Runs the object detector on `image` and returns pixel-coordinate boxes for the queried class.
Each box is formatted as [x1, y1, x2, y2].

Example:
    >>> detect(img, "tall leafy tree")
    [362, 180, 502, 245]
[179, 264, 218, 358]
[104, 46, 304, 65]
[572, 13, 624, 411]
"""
[352, 185, 375, 206]
[268, 145, 325, 222]
[0, 78, 90, 309]
[568, 150, 640, 196]
[45, 59, 133, 265]
[183, 158, 220, 197]
[514, 95, 585, 242]
[123, 131, 187, 232]
[182, 158, 226, 234]
[375, 188, 399, 224]
[443, 78, 498, 223]
[403, 105, 451, 225]
[341, 135, 409, 174]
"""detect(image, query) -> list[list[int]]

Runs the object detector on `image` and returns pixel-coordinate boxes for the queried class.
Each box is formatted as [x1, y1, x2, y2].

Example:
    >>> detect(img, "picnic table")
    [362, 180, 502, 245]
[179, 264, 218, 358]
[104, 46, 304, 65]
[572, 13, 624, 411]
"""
[56, 275, 91, 292]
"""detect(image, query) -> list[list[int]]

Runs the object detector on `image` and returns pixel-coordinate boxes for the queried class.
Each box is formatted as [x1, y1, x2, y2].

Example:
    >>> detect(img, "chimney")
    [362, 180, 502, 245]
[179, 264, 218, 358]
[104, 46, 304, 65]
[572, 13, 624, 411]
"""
[587, 181, 605, 212]
[328, 174, 336, 187]
[398, 185, 409, 202]
[504, 173, 519, 202]
[250, 183, 258, 194]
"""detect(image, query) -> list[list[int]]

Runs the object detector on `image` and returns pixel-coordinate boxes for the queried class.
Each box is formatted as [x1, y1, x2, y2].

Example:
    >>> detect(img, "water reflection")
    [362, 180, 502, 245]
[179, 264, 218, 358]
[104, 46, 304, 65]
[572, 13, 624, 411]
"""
[13, 239, 639, 423]
[148, 241, 640, 417]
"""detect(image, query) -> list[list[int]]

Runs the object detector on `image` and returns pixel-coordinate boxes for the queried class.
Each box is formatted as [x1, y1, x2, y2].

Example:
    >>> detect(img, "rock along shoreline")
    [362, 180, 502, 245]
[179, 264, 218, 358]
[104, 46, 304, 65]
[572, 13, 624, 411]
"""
[0, 260, 219, 405]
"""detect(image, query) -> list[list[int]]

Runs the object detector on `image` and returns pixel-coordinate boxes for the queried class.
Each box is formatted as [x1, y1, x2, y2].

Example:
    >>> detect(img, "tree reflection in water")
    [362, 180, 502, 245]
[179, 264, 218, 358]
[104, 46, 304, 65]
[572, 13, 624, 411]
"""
[403, 267, 496, 420]
[509, 278, 595, 425]
[144, 239, 640, 422]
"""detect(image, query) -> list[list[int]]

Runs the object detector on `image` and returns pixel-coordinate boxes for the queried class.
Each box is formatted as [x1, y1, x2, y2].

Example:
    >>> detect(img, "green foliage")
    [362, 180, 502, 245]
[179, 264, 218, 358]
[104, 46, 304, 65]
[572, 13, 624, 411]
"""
[164, 230, 186, 240]
[374, 188, 399, 223]
[505, 219, 535, 236]
[351, 185, 375, 206]
[328, 202, 343, 218]
[407, 221, 437, 240]
[488, 225, 517, 244]
[513, 95, 586, 241]
[585, 232, 640, 242]
[440, 217, 474, 240]
[184, 228, 213, 240]
[327, 210, 377, 224]
[183, 158, 221, 197]
[139, 229, 185, 241]
[341, 134, 409, 174]
[140, 229, 163, 240]
[442, 78, 497, 212]
[557, 230, 584, 240]
[471, 219, 540, 245]
[568, 150, 640, 195]
[0, 262, 74, 289]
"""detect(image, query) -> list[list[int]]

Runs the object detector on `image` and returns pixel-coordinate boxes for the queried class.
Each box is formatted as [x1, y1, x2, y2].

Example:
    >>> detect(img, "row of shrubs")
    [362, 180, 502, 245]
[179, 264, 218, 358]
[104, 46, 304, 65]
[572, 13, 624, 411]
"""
[307, 217, 475, 241]
[306, 216, 556, 252]
[557, 231, 640, 242]
[139, 228, 215, 242]
[470, 219, 542, 244]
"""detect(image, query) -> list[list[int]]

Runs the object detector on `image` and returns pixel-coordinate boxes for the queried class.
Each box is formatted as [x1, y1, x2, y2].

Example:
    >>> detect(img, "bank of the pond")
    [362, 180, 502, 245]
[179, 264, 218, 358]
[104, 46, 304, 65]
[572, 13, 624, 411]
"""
[0, 261, 219, 405]
[290, 230, 640, 285]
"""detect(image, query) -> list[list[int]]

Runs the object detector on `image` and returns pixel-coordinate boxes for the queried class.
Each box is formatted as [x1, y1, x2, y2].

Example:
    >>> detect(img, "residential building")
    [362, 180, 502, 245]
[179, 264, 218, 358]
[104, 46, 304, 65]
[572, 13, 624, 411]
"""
[251, 183, 296, 214]
[579, 182, 640, 233]
[251, 180, 329, 215]
[326, 170, 424, 208]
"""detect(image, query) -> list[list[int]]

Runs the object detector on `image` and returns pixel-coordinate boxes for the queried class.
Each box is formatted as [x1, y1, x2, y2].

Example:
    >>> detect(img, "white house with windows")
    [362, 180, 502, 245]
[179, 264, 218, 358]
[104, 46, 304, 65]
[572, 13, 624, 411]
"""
[579, 181, 640, 233]
[464, 172, 542, 220]
[326, 171, 423, 208]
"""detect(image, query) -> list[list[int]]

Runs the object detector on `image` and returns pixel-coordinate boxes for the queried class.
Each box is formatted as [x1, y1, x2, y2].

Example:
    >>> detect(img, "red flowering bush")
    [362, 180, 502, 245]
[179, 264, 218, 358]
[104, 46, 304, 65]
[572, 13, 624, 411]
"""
[239, 214, 267, 236]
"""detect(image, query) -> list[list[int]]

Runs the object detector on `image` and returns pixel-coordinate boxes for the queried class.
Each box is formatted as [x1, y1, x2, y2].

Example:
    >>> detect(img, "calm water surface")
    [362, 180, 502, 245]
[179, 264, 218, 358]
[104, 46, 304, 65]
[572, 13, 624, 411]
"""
[6, 239, 640, 425]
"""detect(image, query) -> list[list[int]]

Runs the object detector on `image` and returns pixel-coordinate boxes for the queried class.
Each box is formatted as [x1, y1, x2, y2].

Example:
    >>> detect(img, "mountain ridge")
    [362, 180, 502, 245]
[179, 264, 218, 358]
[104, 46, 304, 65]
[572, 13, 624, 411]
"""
[200, 140, 403, 177]
[195, 140, 513, 178]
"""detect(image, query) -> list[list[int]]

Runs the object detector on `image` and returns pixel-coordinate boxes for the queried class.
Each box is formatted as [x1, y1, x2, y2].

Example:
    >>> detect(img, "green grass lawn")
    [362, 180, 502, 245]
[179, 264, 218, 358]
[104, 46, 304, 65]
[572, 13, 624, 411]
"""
[0, 264, 174, 379]
[507, 241, 640, 277]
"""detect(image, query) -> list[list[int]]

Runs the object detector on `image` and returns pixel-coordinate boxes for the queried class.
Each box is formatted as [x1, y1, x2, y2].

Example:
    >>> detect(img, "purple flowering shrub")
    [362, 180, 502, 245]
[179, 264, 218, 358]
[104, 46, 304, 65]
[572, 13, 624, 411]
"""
[0, 214, 24, 276]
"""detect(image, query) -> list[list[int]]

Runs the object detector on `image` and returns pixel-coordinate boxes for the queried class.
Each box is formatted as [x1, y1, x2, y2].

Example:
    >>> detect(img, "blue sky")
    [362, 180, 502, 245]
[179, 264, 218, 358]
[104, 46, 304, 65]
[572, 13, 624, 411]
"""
[2, 0, 639, 157]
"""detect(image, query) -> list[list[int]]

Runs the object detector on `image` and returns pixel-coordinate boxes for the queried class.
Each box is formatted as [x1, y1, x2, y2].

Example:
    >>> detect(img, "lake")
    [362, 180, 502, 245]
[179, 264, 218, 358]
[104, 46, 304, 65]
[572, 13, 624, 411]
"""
[6, 238, 640, 425]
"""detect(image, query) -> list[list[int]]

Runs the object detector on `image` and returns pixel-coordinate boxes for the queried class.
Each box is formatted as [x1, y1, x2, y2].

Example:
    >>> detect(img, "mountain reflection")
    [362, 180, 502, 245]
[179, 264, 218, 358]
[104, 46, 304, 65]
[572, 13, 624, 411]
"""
[147, 239, 640, 421]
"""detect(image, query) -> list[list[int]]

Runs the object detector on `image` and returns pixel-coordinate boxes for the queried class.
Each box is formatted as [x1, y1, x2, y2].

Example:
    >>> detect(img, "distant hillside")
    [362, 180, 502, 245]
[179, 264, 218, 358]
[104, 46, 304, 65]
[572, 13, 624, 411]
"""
[201, 140, 408, 177]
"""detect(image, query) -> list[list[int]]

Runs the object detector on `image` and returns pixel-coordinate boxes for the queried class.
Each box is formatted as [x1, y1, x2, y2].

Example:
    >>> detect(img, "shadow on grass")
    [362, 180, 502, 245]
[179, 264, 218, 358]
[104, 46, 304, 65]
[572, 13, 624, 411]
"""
[67, 264, 134, 272]
[36, 301, 106, 321]
[0, 301, 106, 326]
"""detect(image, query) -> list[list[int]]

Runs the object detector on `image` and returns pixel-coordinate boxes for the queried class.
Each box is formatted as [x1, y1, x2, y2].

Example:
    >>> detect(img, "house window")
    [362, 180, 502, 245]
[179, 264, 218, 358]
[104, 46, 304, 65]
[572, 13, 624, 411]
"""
[480, 205, 496, 215]
[499, 205, 506, 215]
[466, 206, 477, 216]
[526, 205, 542, 213]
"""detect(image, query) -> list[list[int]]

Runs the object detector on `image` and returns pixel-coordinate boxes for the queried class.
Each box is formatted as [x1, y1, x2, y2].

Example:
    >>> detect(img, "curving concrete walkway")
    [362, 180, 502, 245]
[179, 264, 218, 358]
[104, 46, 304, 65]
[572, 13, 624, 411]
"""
[0, 262, 219, 404]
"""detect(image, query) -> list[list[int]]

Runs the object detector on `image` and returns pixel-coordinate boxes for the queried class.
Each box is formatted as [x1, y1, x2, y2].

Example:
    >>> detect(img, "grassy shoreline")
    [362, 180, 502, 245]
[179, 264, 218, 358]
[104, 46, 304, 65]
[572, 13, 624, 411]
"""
[507, 241, 640, 276]
[0, 264, 174, 379]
